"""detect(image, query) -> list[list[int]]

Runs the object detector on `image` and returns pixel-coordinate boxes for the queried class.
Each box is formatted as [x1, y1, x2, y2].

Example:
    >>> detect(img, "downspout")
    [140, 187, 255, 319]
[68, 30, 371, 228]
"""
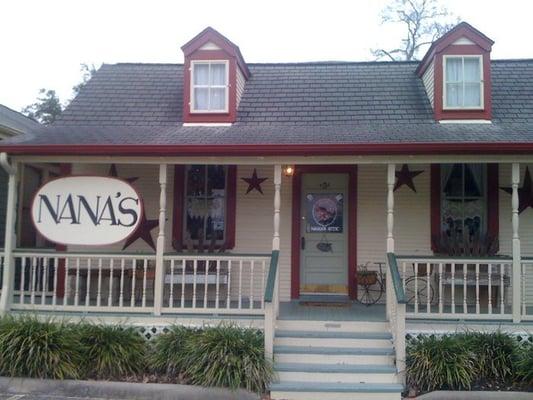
[0, 152, 18, 314]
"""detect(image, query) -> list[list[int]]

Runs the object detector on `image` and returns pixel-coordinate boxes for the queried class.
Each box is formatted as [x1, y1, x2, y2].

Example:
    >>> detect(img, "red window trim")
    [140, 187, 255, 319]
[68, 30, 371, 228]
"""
[172, 164, 236, 251]
[430, 163, 499, 253]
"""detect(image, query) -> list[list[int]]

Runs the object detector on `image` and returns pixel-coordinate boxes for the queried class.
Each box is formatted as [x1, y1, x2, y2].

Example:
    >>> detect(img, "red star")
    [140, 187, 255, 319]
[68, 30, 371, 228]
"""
[500, 167, 533, 214]
[394, 164, 424, 192]
[122, 213, 159, 251]
[108, 164, 139, 184]
[241, 168, 268, 195]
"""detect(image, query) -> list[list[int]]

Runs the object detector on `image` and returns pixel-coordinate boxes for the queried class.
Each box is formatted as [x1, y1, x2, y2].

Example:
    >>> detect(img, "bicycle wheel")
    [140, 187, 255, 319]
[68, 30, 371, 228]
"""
[356, 283, 383, 306]
[405, 277, 434, 307]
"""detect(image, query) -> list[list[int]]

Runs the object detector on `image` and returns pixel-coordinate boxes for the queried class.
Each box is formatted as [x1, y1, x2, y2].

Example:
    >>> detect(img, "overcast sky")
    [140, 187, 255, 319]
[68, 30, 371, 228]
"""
[1, 0, 532, 112]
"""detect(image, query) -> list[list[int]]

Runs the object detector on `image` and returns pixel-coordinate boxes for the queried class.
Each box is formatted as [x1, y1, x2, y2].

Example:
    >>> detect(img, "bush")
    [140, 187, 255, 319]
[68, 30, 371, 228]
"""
[78, 323, 147, 379]
[182, 324, 273, 393]
[517, 343, 533, 385]
[460, 331, 519, 385]
[149, 325, 197, 376]
[407, 335, 476, 392]
[0, 316, 82, 379]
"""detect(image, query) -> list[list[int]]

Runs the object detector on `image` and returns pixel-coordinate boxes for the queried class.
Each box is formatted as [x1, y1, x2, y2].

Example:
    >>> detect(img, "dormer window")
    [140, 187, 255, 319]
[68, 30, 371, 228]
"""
[444, 56, 483, 109]
[191, 61, 229, 113]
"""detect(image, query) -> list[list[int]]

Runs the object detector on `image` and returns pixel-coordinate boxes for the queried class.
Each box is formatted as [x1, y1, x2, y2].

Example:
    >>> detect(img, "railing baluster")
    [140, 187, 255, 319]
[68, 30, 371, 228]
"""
[402, 261, 406, 293]
[30, 257, 37, 305]
[74, 258, 81, 306]
[180, 260, 186, 308]
[500, 263, 505, 314]
[169, 259, 175, 308]
[426, 262, 431, 313]
[86, 258, 92, 307]
[475, 263, 480, 315]
[488, 263, 493, 314]
[204, 259, 209, 308]
[52, 257, 59, 306]
[250, 260, 255, 309]
[97, 258, 103, 307]
[119, 259, 125, 308]
[192, 259, 198, 309]
[522, 262, 527, 317]
[20, 256, 26, 305]
[238, 260, 243, 310]
[438, 262, 443, 314]
[108, 259, 114, 307]
[215, 260, 221, 309]
[414, 262, 418, 314]
[451, 263, 455, 314]
[63, 258, 70, 306]
[227, 260, 232, 310]
[261, 259, 266, 309]
[142, 258, 147, 308]
[463, 264, 468, 315]
[130, 259, 137, 307]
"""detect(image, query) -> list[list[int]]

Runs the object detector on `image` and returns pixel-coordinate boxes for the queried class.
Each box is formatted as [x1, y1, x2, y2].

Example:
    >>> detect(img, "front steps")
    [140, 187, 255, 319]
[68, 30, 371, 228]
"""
[270, 320, 403, 400]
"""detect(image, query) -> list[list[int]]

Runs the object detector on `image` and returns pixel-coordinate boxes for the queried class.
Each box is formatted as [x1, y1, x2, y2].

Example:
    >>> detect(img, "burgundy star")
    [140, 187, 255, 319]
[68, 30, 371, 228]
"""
[122, 213, 159, 251]
[108, 164, 139, 184]
[394, 164, 424, 192]
[241, 168, 268, 195]
[500, 167, 533, 214]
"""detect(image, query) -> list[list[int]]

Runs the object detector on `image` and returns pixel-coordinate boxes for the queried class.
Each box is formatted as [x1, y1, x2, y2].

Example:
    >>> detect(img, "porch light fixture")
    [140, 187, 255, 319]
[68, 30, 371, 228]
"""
[283, 165, 294, 177]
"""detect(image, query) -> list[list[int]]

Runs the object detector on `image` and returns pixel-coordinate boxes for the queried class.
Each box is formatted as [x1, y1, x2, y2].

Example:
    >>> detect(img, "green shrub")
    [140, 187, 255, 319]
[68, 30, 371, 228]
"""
[460, 331, 519, 385]
[517, 343, 533, 385]
[78, 323, 147, 379]
[0, 316, 82, 379]
[407, 335, 476, 392]
[182, 324, 273, 393]
[148, 325, 197, 376]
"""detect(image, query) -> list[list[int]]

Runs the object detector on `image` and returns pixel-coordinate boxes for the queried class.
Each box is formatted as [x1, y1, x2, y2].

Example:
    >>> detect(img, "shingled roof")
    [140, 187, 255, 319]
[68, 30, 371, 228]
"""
[2, 59, 533, 154]
[0, 104, 39, 136]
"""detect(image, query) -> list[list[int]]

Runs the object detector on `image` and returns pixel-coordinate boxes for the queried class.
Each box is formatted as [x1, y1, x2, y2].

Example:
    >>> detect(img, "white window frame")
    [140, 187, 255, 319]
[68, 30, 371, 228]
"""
[442, 55, 484, 110]
[190, 60, 229, 113]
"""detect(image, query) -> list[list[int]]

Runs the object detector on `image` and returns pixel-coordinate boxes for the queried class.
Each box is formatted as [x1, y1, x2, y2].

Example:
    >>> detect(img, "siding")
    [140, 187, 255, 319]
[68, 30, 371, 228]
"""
[236, 67, 246, 108]
[422, 60, 435, 108]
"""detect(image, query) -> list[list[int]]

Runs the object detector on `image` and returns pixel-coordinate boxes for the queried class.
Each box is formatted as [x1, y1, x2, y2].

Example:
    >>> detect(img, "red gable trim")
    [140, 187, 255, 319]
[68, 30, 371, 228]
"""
[4, 142, 533, 157]
[416, 22, 494, 77]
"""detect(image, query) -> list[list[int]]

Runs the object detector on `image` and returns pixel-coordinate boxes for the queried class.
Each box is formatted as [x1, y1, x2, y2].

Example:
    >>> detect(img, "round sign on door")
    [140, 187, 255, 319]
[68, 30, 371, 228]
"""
[31, 176, 143, 246]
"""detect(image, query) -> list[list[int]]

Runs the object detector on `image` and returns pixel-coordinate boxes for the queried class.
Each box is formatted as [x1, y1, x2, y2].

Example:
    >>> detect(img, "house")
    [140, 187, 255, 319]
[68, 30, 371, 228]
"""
[0, 22, 533, 399]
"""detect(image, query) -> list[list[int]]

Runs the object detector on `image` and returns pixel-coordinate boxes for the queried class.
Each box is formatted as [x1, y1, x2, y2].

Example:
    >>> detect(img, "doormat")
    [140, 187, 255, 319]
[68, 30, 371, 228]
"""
[299, 301, 350, 308]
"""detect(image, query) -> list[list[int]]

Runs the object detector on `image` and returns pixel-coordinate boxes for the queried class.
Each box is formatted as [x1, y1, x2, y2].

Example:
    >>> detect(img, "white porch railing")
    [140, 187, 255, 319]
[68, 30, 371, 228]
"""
[397, 256, 515, 320]
[6, 250, 271, 315]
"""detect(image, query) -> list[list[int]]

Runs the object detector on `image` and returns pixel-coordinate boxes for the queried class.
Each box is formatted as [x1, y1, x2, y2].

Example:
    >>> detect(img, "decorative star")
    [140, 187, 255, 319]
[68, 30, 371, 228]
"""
[122, 213, 159, 251]
[108, 164, 139, 184]
[394, 164, 424, 192]
[500, 166, 533, 214]
[241, 168, 268, 195]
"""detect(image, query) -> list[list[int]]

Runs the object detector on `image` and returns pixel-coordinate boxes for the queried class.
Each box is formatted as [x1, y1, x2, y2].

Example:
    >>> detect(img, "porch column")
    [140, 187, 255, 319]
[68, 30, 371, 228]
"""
[272, 165, 281, 252]
[511, 163, 522, 323]
[153, 164, 167, 316]
[386, 163, 395, 320]
[0, 155, 18, 314]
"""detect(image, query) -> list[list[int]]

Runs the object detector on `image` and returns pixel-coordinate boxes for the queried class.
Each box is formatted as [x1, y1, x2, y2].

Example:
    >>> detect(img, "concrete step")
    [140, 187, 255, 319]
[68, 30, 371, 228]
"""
[275, 362, 397, 384]
[275, 351, 394, 365]
[270, 382, 403, 400]
[274, 345, 394, 356]
[275, 330, 392, 340]
[276, 319, 389, 332]
[274, 334, 392, 348]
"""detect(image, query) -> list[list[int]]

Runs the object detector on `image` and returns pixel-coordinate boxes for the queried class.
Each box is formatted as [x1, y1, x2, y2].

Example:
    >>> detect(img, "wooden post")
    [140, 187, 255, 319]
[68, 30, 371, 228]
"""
[153, 164, 167, 316]
[386, 163, 395, 320]
[272, 165, 281, 252]
[512, 163, 521, 323]
[0, 157, 18, 314]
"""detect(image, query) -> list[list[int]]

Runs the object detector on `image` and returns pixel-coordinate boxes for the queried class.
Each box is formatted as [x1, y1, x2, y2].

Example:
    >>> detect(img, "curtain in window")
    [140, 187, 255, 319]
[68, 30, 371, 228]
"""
[445, 58, 462, 107]
[210, 64, 226, 85]
[463, 58, 481, 107]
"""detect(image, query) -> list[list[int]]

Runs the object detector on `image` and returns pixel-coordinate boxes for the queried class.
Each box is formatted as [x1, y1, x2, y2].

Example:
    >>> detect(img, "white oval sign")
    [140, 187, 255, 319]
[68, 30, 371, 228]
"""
[31, 176, 143, 246]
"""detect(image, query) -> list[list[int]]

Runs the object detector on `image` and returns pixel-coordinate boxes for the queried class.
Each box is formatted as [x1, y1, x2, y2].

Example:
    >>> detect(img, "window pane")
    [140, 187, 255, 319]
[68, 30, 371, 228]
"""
[464, 83, 481, 107]
[194, 88, 209, 110]
[464, 164, 484, 197]
[186, 165, 206, 196]
[207, 165, 226, 195]
[206, 197, 225, 241]
[210, 63, 226, 85]
[210, 88, 226, 110]
[186, 198, 206, 240]
[445, 58, 462, 82]
[464, 58, 480, 81]
[193, 64, 209, 85]
[446, 83, 462, 107]
[443, 164, 463, 197]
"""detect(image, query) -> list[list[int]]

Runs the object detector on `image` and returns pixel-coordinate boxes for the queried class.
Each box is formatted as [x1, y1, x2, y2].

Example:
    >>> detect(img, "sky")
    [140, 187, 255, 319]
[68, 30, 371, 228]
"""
[1, 0, 532, 112]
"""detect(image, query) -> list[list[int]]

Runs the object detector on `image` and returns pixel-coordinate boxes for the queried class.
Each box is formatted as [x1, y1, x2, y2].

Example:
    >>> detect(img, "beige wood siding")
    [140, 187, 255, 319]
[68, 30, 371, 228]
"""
[422, 59, 435, 108]
[236, 67, 246, 108]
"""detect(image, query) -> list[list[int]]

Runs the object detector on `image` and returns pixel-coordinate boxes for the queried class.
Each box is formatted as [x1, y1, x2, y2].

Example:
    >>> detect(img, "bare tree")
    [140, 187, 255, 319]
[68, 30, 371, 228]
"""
[372, 0, 457, 61]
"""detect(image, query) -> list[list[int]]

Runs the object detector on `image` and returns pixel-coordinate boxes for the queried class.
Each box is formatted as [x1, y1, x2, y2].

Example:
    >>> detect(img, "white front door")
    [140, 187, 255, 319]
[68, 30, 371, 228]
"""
[300, 173, 348, 295]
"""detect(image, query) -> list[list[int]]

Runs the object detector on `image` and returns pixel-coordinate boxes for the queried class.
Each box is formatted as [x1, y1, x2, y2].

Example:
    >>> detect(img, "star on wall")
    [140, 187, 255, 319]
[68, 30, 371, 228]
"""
[241, 168, 268, 195]
[394, 164, 424, 192]
[122, 213, 159, 251]
[500, 166, 533, 214]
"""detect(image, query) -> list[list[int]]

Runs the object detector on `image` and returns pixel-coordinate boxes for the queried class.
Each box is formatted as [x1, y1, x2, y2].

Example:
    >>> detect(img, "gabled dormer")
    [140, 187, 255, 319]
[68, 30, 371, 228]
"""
[416, 22, 494, 122]
[181, 27, 250, 124]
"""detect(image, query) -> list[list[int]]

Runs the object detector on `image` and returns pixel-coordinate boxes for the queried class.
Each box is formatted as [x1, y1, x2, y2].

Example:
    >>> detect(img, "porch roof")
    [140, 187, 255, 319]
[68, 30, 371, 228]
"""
[2, 60, 533, 155]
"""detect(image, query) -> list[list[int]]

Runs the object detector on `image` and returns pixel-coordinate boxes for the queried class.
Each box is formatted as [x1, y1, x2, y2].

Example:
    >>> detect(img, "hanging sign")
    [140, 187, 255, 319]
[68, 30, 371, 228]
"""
[31, 176, 143, 246]
[306, 193, 344, 233]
